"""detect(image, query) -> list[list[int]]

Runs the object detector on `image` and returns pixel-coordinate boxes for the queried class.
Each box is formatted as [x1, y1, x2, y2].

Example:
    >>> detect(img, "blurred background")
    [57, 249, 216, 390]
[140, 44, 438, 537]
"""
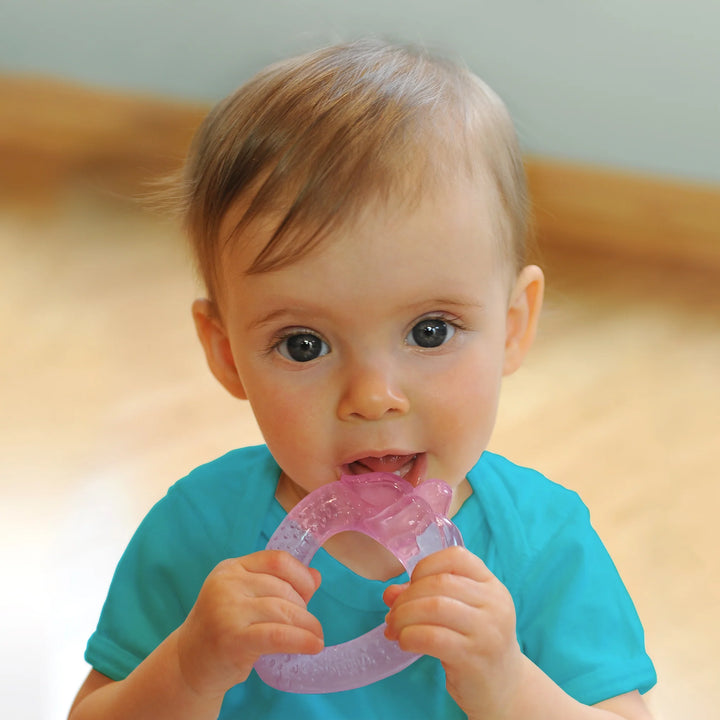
[1, 2, 719, 719]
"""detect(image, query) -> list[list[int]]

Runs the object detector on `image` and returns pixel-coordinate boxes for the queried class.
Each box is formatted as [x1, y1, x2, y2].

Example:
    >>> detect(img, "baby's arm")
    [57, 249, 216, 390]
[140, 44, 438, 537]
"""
[383, 546, 653, 720]
[68, 551, 323, 720]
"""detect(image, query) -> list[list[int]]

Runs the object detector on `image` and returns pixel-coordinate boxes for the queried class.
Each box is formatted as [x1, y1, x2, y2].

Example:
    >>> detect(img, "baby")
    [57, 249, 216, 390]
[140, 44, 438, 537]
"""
[69, 39, 656, 719]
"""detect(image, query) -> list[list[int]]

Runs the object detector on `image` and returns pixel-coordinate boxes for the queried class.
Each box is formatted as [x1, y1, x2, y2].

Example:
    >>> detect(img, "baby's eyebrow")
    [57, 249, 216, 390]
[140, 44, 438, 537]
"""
[410, 297, 486, 312]
[246, 308, 295, 330]
[246, 304, 329, 331]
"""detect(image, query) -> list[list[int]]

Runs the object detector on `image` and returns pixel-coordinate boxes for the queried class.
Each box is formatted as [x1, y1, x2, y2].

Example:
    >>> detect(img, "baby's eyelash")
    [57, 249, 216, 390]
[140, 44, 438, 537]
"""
[264, 329, 310, 355]
[265, 327, 331, 363]
[264, 329, 295, 355]
[417, 313, 465, 330]
[406, 313, 465, 349]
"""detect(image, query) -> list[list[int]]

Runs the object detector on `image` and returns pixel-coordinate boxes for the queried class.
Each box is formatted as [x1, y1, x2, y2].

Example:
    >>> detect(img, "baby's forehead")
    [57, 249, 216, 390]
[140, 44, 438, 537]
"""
[216, 174, 512, 285]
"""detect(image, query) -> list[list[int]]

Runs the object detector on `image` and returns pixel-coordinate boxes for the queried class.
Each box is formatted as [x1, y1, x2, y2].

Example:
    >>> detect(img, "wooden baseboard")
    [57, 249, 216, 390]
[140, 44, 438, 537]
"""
[0, 74, 207, 202]
[525, 157, 720, 273]
[2, 74, 719, 272]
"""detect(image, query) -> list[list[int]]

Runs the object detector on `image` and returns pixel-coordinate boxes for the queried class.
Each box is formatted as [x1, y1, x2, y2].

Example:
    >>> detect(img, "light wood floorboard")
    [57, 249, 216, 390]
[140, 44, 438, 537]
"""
[2, 191, 718, 719]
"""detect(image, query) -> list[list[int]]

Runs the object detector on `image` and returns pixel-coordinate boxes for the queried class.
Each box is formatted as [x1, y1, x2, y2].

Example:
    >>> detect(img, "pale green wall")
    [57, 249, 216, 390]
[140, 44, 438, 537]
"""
[2, 0, 719, 182]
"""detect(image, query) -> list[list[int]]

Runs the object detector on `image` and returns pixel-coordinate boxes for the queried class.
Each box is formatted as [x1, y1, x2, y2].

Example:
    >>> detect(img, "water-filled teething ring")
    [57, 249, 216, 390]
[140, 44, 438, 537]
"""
[253, 472, 464, 693]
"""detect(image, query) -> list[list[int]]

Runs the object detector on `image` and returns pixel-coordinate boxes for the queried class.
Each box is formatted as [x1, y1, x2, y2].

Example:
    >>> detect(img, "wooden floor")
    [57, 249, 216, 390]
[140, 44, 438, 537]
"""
[2, 94, 719, 718]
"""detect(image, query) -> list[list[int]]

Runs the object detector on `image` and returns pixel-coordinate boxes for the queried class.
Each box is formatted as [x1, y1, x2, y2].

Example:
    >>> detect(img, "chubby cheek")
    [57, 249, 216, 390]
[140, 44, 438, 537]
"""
[244, 377, 335, 483]
[430, 357, 502, 471]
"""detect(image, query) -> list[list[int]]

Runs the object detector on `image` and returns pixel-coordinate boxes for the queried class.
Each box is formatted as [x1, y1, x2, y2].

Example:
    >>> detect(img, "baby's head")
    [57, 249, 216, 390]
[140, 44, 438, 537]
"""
[183, 40, 544, 518]
[176, 38, 531, 306]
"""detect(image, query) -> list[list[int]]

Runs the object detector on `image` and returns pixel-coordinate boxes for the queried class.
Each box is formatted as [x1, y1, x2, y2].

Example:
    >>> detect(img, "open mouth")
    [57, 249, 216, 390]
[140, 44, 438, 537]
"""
[342, 452, 427, 487]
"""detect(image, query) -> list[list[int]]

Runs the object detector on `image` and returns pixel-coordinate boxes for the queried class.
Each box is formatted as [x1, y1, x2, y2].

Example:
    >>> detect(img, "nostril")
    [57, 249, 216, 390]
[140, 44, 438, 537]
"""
[339, 391, 410, 421]
[337, 363, 410, 421]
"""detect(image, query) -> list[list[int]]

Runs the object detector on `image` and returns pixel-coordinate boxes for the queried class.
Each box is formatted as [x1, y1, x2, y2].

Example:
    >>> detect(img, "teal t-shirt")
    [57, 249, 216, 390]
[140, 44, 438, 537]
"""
[85, 446, 656, 718]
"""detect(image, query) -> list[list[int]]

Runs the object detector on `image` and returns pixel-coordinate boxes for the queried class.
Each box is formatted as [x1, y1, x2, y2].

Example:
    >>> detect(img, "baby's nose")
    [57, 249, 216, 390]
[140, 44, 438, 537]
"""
[336, 360, 410, 421]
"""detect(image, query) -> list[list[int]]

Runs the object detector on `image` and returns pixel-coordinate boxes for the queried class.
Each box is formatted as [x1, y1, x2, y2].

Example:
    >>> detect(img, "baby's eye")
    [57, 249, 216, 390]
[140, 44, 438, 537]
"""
[276, 332, 330, 363]
[407, 318, 456, 348]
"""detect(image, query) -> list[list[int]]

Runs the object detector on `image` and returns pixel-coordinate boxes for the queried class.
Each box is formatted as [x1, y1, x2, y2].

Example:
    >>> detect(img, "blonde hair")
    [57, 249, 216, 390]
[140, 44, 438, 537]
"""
[177, 39, 530, 301]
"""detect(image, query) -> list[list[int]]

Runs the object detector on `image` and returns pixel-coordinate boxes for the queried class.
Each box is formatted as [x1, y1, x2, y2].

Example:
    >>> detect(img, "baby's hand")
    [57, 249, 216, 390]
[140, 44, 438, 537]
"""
[175, 550, 323, 699]
[383, 546, 524, 719]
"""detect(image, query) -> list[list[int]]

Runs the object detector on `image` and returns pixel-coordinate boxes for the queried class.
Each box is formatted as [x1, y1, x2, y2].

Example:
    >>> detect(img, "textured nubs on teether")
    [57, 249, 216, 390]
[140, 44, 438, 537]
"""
[267, 518, 315, 563]
[255, 626, 419, 693]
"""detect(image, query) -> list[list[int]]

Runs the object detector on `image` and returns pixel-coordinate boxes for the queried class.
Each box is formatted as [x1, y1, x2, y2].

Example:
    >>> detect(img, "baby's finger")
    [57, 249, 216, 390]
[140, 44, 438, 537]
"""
[410, 546, 492, 584]
[250, 596, 325, 642]
[240, 568, 321, 609]
[387, 571, 483, 610]
[244, 620, 325, 658]
[241, 550, 322, 603]
[382, 582, 409, 607]
[385, 594, 477, 644]
[229, 602, 325, 669]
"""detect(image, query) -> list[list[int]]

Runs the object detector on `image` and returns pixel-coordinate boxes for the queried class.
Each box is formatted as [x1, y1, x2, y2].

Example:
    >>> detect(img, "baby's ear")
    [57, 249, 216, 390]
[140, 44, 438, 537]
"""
[192, 299, 247, 399]
[503, 265, 544, 376]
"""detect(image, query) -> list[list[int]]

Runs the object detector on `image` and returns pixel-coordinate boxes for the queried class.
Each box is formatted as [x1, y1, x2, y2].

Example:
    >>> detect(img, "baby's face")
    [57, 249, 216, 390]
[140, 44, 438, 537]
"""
[214, 178, 519, 513]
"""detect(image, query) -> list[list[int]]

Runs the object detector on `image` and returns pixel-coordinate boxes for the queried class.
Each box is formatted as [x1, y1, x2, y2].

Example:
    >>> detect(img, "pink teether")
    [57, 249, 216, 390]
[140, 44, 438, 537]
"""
[254, 473, 463, 693]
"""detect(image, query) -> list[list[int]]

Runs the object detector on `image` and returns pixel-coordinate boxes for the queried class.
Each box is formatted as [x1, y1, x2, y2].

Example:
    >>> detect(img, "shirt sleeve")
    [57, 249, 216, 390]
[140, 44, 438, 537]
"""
[513, 493, 657, 706]
[84, 482, 226, 680]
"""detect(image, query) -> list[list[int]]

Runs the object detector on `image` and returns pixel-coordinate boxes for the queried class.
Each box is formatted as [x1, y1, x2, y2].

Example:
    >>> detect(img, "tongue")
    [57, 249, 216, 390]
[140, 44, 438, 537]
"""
[354, 455, 414, 474]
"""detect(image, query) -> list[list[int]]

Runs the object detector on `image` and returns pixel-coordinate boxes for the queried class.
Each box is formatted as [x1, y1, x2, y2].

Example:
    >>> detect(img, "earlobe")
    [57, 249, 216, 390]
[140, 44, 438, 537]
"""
[503, 265, 544, 376]
[192, 299, 247, 399]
